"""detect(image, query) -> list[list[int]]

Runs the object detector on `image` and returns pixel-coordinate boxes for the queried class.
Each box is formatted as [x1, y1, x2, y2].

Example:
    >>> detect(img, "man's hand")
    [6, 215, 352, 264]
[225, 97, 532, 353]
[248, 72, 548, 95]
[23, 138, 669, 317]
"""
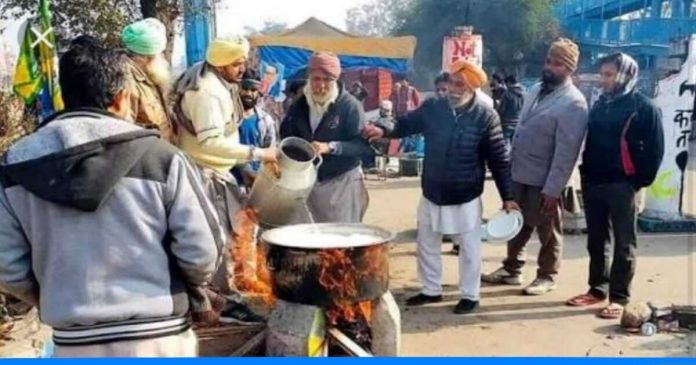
[361, 123, 385, 142]
[259, 147, 278, 163]
[242, 169, 257, 188]
[502, 200, 520, 213]
[540, 193, 560, 217]
[312, 142, 331, 155]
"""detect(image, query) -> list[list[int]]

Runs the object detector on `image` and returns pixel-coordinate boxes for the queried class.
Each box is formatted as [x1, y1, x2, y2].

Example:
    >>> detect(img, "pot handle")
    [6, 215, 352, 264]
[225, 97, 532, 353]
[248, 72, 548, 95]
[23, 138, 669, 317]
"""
[313, 153, 323, 170]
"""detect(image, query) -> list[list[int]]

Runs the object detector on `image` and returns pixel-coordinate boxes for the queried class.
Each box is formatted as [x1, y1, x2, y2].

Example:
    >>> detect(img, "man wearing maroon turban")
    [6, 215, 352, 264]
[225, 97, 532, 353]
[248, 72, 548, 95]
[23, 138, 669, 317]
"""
[280, 52, 372, 222]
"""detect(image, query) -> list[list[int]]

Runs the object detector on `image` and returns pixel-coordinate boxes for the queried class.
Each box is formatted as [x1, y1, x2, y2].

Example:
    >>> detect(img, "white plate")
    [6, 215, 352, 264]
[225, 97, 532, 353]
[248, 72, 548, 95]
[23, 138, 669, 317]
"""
[484, 210, 523, 241]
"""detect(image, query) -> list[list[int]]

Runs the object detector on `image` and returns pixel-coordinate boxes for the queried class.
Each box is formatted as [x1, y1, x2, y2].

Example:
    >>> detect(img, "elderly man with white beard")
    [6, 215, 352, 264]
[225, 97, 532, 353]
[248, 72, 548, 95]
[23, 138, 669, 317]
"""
[121, 18, 174, 143]
[280, 52, 372, 223]
[363, 60, 519, 314]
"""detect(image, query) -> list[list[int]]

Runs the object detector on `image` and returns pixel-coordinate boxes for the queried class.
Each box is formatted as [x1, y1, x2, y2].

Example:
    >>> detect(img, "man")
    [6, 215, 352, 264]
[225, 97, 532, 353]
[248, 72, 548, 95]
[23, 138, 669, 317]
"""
[567, 53, 664, 319]
[0, 44, 219, 357]
[490, 73, 506, 109]
[364, 100, 394, 172]
[69, 34, 100, 49]
[282, 79, 307, 117]
[497, 74, 526, 143]
[281, 51, 372, 223]
[363, 60, 518, 314]
[173, 34, 276, 322]
[483, 38, 589, 295]
[350, 81, 369, 103]
[391, 77, 421, 117]
[121, 18, 174, 143]
[235, 70, 279, 188]
[434, 72, 450, 99]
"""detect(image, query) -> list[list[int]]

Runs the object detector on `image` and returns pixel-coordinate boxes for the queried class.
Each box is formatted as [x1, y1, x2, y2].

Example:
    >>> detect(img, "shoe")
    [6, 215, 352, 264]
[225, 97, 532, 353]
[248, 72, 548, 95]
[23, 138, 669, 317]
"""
[523, 277, 557, 296]
[450, 244, 459, 255]
[481, 267, 523, 285]
[453, 299, 479, 314]
[219, 302, 265, 325]
[405, 293, 443, 306]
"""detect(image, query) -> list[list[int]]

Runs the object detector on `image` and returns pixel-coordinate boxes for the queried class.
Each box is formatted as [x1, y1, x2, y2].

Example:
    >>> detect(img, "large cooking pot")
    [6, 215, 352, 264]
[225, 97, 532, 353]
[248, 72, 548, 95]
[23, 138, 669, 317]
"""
[261, 223, 394, 307]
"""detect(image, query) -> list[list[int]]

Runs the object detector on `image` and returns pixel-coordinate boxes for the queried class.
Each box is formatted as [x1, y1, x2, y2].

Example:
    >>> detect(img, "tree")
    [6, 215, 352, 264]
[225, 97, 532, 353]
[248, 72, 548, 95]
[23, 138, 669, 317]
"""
[345, 0, 412, 37]
[1, 0, 139, 47]
[243, 20, 289, 37]
[392, 0, 559, 86]
[0, 0, 218, 62]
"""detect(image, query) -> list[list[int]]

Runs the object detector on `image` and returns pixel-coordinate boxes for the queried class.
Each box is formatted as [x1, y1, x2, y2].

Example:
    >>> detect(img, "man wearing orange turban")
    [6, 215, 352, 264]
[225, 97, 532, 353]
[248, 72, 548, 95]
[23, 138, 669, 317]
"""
[363, 59, 519, 315]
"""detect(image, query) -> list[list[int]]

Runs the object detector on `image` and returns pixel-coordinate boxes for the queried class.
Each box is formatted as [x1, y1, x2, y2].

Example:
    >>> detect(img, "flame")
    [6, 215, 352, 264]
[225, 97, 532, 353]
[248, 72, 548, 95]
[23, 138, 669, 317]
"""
[318, 246, 384, 326]
[231, 208, 275, 306]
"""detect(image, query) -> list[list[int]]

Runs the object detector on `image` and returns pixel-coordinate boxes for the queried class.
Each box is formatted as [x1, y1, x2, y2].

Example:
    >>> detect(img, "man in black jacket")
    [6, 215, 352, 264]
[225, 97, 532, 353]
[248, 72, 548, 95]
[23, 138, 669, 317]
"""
[281, 52, 372, 222]
[363, 60, 519, 314]
[497, 75, 526, 144]
[566, 53, 664, 319]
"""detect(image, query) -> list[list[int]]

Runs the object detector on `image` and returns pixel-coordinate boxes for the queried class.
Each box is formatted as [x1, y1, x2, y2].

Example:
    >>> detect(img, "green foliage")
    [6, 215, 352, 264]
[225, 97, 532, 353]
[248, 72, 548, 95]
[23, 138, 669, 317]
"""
[349, 0, 561, 86]
[1, 0, 139, 47]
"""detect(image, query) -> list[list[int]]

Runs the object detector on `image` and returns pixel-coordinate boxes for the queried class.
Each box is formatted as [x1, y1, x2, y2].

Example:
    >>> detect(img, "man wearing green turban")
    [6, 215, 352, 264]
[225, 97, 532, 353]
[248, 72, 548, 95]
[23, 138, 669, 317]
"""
[121, 17, 174, 143]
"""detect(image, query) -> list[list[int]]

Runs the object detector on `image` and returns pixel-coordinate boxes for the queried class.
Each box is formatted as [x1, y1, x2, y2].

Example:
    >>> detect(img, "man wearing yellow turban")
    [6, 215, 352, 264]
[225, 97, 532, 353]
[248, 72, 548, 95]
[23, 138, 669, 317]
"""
[172, 34, 277, 325]
[363, 59, 519, 314]
[121, 18, 174, 143]
[483, 38, 589, 297]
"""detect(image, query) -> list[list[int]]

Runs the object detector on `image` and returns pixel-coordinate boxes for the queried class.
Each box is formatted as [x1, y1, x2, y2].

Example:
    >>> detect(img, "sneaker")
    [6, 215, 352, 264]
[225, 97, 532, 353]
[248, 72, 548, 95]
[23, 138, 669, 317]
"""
[523, 277, 557, 296]
[453, 299, 479, 314]
[481, 267, 523, 285]
[405, 293, 443, 306]
[219, 302, 265, 325]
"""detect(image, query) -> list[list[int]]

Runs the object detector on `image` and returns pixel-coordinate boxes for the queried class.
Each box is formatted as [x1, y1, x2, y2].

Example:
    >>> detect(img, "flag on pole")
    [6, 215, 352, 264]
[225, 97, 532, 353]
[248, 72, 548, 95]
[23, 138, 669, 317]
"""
[12, 0, 63, 118]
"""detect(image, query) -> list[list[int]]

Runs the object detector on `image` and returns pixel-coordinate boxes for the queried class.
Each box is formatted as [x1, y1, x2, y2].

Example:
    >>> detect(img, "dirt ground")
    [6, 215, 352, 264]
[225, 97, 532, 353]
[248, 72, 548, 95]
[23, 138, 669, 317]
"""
[362, 163, 696, 357]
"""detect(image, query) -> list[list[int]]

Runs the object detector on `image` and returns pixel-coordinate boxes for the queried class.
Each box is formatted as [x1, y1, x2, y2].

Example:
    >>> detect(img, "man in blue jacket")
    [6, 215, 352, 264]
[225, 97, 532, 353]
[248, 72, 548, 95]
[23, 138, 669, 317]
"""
[281, 52, 373, 223]
[363, 60, 519, 314]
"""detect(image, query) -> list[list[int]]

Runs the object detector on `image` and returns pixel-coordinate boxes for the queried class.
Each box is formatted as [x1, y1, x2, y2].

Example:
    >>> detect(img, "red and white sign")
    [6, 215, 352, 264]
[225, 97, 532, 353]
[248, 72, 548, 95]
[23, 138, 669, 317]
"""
[442, 34, 483, 72]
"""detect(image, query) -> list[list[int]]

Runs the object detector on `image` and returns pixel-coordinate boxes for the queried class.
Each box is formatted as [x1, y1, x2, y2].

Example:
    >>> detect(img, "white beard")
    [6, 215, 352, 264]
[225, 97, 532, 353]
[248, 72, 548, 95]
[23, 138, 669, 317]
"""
[146, 55, 173, 97]
[304, 82, 339, 131]
[448, 91, 474, 108]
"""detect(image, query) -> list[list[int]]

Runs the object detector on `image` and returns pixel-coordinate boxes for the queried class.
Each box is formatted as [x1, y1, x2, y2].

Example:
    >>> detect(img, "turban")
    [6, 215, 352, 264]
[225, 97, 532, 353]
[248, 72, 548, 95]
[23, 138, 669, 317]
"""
[241, 78, 261, 91]
[380, 100, 393, 111]
[308, 52, 341, 79]
[450, 59, 488, 89]
[548, 38, 580, 72]
[206, 35, 250, 67]
[121, 18, 167, 56]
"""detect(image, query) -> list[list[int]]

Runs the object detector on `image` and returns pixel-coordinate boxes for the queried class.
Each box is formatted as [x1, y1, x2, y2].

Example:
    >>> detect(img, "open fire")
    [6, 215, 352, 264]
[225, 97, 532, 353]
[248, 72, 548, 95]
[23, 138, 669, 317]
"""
[231, 208, 275, 306]
[318, 245, 389, 352]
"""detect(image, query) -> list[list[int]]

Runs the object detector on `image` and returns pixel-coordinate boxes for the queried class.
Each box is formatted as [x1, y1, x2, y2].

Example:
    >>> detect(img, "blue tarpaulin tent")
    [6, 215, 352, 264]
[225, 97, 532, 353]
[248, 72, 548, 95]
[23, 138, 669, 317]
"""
[249, 17, 417, 80]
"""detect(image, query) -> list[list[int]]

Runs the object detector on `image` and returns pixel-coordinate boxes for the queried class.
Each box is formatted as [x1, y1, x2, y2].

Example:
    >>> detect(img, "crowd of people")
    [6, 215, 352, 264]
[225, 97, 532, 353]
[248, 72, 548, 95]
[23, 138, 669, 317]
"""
[0, 16, 666, 357]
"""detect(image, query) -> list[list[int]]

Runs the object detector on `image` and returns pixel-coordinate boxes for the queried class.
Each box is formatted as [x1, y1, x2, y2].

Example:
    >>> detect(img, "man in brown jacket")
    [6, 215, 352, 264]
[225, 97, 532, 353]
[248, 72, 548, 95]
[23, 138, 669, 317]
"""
[121, 18, 174, 143]
[482, 38, 589, 295]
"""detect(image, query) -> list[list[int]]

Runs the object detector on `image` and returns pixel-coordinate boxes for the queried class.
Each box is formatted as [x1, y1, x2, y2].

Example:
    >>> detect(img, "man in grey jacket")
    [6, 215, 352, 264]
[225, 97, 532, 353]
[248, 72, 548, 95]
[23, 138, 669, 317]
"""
[0, 43, 220, 357]
[483, 38, 589, 295]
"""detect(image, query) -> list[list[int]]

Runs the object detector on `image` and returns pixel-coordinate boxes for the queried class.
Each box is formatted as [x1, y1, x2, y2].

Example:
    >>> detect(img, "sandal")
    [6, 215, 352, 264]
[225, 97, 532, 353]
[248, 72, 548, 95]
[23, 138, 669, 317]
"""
[566, 293, 605, 307]
[598, 303, 624, 319]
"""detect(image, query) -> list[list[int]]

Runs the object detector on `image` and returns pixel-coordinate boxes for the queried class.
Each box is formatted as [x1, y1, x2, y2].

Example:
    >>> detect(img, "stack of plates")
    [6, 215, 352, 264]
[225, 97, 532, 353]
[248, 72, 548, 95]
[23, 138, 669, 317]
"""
[482, 210, 524, 241]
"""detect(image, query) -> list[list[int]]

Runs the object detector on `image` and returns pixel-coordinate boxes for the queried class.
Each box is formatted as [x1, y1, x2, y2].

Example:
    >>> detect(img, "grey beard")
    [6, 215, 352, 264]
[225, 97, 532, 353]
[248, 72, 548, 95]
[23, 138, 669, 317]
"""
[448, 92, 474, 108]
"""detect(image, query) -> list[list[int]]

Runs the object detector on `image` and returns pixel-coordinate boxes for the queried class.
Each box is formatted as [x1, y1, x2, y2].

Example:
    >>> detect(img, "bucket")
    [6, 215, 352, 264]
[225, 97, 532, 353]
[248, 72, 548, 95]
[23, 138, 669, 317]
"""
[248, 137, 322, 227]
